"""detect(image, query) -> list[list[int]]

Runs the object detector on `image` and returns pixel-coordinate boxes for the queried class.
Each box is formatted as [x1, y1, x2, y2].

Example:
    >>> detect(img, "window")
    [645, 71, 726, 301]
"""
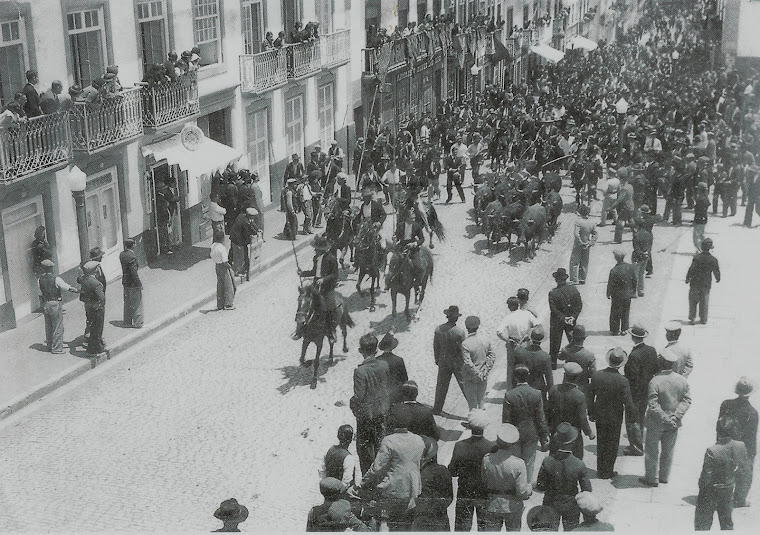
[283, 0, 301, 42]
[193, 0, 221, 66]
[398, 0, 409, 29]
[523, 5, 529, 27]
[318, 83, 334, 150]
[137, 0, 168, 76]
[506, 7, 513, 33]
[417, 1, 427, 23]
[0, 19, 27, 107]
[248, 108, 271, 201]
[67, 8, 107, 88]
[285, 94, 304, 161]
[242, 0, 264, 54]
[316, 0, 333, 33]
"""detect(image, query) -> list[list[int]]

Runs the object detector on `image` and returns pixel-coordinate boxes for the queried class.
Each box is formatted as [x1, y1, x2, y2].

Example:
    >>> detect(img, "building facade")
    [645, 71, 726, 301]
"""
[721, 0, 760, 75]
[0, 0, 357, 332]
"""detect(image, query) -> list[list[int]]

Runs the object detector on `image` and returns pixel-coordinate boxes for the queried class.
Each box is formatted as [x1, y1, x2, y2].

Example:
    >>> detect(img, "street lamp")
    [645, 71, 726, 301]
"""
[66, 165, 89, 265]
[615, 97, 629, 164]
[470, 63, 480, 109]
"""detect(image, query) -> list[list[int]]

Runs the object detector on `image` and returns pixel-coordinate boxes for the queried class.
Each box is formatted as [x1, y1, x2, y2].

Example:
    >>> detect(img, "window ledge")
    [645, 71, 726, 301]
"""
[197, 63, 228, 80]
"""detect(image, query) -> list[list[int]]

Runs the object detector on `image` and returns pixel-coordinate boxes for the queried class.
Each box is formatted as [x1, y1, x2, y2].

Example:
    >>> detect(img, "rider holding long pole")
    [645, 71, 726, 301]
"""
[298, 235, 339, 343]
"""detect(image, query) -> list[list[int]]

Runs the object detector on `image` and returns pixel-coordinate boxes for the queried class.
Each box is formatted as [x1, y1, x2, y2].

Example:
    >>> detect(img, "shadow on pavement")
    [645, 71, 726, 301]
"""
[368, 313, 414, 338]
[682, 495, 698, 506]
[145, 245, 211, 271]
[439, 428, 464, 442]
[277, 357, 340, 395]
[437, 410, 468, 421]
[29, 343, 49, 353]
[585, 444, 598, 454]
[611, 474, 644, 489]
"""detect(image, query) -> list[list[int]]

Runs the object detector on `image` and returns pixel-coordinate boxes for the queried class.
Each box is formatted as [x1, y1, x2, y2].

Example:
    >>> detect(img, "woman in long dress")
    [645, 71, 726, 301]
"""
[210, 229, 236, 310]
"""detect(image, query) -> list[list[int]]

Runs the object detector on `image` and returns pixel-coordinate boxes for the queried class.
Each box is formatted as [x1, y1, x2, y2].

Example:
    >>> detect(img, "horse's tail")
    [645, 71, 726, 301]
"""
[428, 205, 446, 242]
[342, 307, 355, 329]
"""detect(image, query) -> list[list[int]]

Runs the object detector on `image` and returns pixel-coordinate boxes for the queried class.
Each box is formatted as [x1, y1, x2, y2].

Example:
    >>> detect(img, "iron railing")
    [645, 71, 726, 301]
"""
[0, 113, 71, 184]
[320, 29, 351, 68]
[239, 49, 288, 93]
[69, 87, 143, 153]
[140, 71, 200, 129]
[286, 41, 322, 79]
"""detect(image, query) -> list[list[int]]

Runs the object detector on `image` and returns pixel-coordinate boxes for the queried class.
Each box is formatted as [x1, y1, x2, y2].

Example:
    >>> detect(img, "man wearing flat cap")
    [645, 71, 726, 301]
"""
[449, 409, 495, 530]
[504, 365, 549, 483]
[461, 316, 495, 410]
[526, 505, 560, 531]
[307, 478, 368, 532]
[558, 324, 596, 397]
[481, 424, 532, 531]
[37, 259, 79, 354]
[119, 239, 143, 328]
[79, 260, 106, 356]
[514, 326, 554, 406]
[535, 422, 592, 531]
[623, 323, 659, 456]
[547, 362, 595, 460]
[640, 347, 691, 487]
[548, 268, 583, 369]
[662, 320, 694, 378]
[686, 237, 720, 325]
[607, 249, 637, 336]
[589, 348, 636, 479]
[432, 305, 467, 415]
[573, 492, 613, 531]
[387, 380, 440, 440]
[719, 377, 757, 508]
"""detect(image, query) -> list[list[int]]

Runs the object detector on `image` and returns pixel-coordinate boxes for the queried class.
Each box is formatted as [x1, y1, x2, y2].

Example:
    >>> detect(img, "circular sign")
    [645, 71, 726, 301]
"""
[181, 124, 204, 151]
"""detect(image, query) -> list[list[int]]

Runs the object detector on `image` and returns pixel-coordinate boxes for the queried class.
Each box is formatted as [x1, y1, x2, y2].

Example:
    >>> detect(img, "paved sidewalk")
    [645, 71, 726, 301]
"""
[0, 206, 314, 419]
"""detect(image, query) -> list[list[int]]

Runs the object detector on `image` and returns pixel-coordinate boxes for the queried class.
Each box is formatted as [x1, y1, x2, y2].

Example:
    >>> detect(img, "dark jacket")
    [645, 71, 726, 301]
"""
[719, 397, 758, 458]
[79, 274, 105, 308]
[624, 343, 660, 405]
[513, 344, 554, 394]
[433, 322, 466, 366]
[686, 251, 720, 289]
[22, 82, 42, 117]
[607, 261, 637, 300]
[589, 368, 636, 424]
[536, 451, 591, 503]
[350, 357, 390, 421]
[306, 498, 369, 532]
[301, 253, 339, 293]
[387, 401, 440, 440]
[548, 283, 583, 319]
[448, 436, 496, 499]
[415, 463, 453, 530]
[377, 351, 408, 405]
[119, 249, 141, 288]
[503, 383, 549, 445]
[631, 228, 653, 263]
[353, 199, 387, 228]
[229, 212, 258, 246]
[558, 344, 596, 394]
[394, 218, 425, 247]
[698, 439, 749, 490]
[547, 383, 592, 437]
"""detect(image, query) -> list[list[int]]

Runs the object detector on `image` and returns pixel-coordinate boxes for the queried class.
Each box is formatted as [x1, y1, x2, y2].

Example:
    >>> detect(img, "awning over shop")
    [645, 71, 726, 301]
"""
[530, 44, 565, 63]
[569, 35, 598, 52]
[141, 135, 242, 182]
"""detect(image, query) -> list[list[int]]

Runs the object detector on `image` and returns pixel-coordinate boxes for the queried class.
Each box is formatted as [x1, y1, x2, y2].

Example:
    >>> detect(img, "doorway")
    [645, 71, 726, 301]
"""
[85, 168, 123, 280]
[147, 162, 184, 256]
[1, 195, 45, 319]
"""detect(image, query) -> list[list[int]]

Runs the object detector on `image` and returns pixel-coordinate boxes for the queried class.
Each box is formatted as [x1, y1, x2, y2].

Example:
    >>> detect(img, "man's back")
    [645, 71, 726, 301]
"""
[434, 322, 466, 364]
[547, 383, 589, 433]
[351, 358, 390, 420]
[607, 262, 637, 299]
[624, 343, 659, 401]
[719, 397, 758, 458]
[387, 401, 440, 440]
[503, 384, 548, 443]
[574, 218, 597, 245]
[686, 252, 720, 288]
[537, 453, 591, 500]
[449, 436, 495, 498]
[590, 368, 633, 423]
[645, 370, 691, 430]
[515, 345, 553, 392]
[560, 345, 596, 391]
[549, 284, 583, 318]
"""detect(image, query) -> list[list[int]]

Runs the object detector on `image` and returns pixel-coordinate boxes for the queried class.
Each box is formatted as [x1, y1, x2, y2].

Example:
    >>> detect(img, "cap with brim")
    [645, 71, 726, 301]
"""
[462, 408, 491, 432]
[40, 259, 55, 268]
[286, 178, 298, 184]
[89, 247, 104, 259]
[564, 362, 583, 376]
[552, 268, 569, 280]
[630, 324, 648, 338]
[319, 477, 345, 497]
[526, 505, 561, 531]
[312, 235, 330, 249]
[575, 491, 603, 516]
[659, 348, 679, 363]
[245, 207, 259, 216]
[530, 325, 545, 342]
[572, 324, 586, 340]
[553, 422, 579, 445]
[496, 423, 520, 446]
[697, 182, 708, 190]
[606, 347, 626, 368]
[83, 260, 100, 272]
[639, 205, 651, 214]
[444, 305, 462, 317]
[665, 320, 682, 332]
[736, 377, 753, 396]
[378, 331, 399, 351]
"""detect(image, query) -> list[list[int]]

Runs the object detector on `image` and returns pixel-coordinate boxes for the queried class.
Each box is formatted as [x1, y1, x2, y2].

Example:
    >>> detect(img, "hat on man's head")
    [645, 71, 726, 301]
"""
[572, 324, 586, 340]
[496, 423, 520, 446]
[83, 260, 100, 272]
[292, 153, 300, 160]
[89, 247, 104, 260]
[701, 238, 714, 251]
[400, 380, 418, 399]
[564, 362, 583, 377]
[606, 347, 627, 368]
[526, 505, 561, 531]
[103, 72, 117, 80]
[659, 347, 679, 363]
[214, 498, 249, 523]
[665, 320, 682, 332]
[639, 204, 651, 214]
[552, 267, 569, 280]
[123, 238, 136, 248]
[330, 139, 338, 146]
[697, 182, 708, 190]
[465, 316, 481, 330]
[378, 330, 399, 351]
[319, 477, 345, 498]
[736, 377, 754, 396]
[630, 323, 648, 338]
[311, 235, 330, 250]
[575, 491, 603, 516]
[531, 325, 546, 342]
[462, 408, 491, 432]
[444, 305, 462, 318]
[40, 259, 55, 269]
[553, 422, 579, 445]
[245, 207, 259, 216]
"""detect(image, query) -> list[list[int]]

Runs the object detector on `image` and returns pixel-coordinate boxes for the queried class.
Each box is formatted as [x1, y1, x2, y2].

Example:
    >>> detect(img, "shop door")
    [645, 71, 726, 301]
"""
[147, 162, 183, 255]
[1, 195, 44, 319]
[247, 108, 271, 203]
[85, 168, 123, 279]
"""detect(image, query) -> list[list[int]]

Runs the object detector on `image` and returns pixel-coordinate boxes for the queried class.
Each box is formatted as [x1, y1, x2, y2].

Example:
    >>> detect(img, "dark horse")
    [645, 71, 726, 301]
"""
[324, 198, 354, 268]
[385, 245, 433, 320]
[353, 222, 387, 312]
[294, 283, 354, 389]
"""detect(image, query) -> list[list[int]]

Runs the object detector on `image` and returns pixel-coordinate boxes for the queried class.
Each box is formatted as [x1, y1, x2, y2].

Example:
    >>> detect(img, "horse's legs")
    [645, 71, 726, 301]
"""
[404, 290, 412, 320]
[299, 339, 310, 366]
[356, 268, 365, 294]
[428, 231, 435, 249]
[341, 319, 349, 354]
[311, 338, 323, 389]
[369, 274, 376, 312]
[391, 290, 398, 317]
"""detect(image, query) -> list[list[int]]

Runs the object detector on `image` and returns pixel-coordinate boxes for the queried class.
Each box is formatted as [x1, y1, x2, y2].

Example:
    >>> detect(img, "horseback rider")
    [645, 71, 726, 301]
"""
[353, 187, 387, 251]
[298, 235, 340, 343]
[394, 206, 426, 253]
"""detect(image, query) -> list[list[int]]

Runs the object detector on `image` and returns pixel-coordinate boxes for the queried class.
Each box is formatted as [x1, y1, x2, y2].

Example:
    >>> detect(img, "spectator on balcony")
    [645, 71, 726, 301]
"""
[58, 85, 83, 112]
[0, 101, 23, 131]
[189, 47, 202, 71]
[22, 70, 42, 118]
[262, 31, 275, 51]
[290, 22, 304, 44]
[104, 66, 122, 92]
[12, 92, 27, 118]
[142, 64, 166, 88]
[163, 52, 179, 82]
[303, 22, 319, 41]
[274, 31, 286, 48]
[82, 78, 108, 105]
[40, 81, 64, 115]
[176, 51, 192, 75]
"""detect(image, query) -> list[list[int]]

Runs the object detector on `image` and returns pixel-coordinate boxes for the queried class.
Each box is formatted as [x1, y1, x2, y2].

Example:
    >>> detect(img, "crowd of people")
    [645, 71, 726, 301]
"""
[261, 21, 320, 51]
[293, 0, 759, 532]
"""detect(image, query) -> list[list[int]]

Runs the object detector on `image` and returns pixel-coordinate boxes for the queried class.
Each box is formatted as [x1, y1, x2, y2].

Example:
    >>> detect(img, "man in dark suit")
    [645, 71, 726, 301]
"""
[78, 247, 107, 342]
[80, 260, 106, 356]
[432, 306, 467, 415]
[350, 334, 391, 474]
[685, 237, 720, 325]
[119, 239, 143, 329]
[547, 363, 595, 460]
[386, 380, 440, 440]
[503, 365, 549, 483]
[589, 348, 636, 479]
[607, 249, 638, 335]
[557, 324, 596, 397]
[449, 409, 495, 531]
[377, 331, 408, 405]
[513, 326, 554, 407]
[719, 377, 757, 508]
[354, 187, 387, 230]
[548, 268, 583, 369]
[623, 323, 659, 456]
[299, 235, 340, 343]
[394, 206, 426, 249]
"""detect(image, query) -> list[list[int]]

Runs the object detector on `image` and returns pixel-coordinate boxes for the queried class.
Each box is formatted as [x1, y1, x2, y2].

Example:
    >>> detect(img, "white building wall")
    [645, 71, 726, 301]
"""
[736, 0, 760, 58]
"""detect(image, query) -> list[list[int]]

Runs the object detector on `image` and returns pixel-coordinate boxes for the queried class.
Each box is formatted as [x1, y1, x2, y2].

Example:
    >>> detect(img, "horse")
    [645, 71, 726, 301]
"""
[352, 221, 387, 312]
[324, 198, 354, 268]
[294, 283, 354, 389]
[473, 183, 495, 227]
[385, 245, 433, 320]
[544, 190, 564, 243]
[519, 203, 549, 260]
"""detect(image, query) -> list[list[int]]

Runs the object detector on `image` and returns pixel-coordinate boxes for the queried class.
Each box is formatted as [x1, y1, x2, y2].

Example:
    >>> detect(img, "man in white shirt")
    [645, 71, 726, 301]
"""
[381, 159, 400, 207]
[297, 176, 314, 234]
[497, 296, 539, 387]
[319, 424, 356, 489]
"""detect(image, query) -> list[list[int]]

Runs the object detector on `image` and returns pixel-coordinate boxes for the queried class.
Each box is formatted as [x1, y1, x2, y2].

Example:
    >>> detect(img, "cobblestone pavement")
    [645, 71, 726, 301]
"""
[0, 176, 757, 531]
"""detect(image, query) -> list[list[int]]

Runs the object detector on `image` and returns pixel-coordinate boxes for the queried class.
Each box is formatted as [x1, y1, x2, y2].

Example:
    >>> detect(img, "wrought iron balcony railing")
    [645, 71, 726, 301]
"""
[140, 72, 200, 129]
[286, 41, 322, 79]
[69, 86, 143, 153]
[0, 113, 71, 184]
[239, 49, 288, 94]
[320, 29, 351, 68]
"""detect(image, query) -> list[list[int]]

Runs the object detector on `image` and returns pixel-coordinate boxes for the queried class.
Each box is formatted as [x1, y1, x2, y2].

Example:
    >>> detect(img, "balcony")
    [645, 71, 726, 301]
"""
[320, 29, 351, 68]
[286, 41, 322, 79]
[140, 72, 200, 130]
[239, 49, 287, 94]
[69, 87, 143, 154]
[0, 113, 71, 184]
